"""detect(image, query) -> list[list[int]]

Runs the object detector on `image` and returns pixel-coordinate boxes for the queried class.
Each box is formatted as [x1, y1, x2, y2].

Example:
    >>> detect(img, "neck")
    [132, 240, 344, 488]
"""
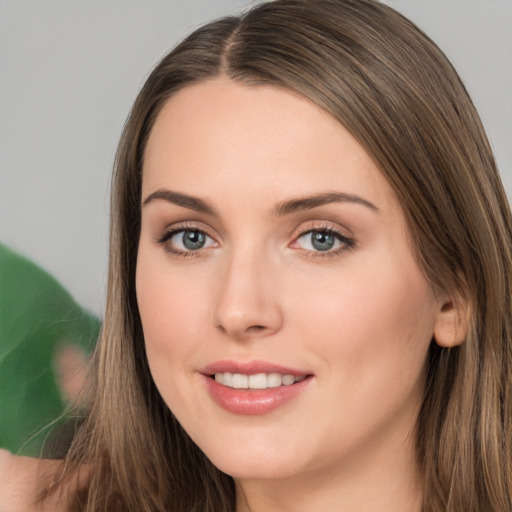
[234, 430, 423, 512]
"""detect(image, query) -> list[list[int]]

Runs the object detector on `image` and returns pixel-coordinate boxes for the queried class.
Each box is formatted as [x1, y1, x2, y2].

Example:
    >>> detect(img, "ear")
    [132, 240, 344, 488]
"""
[433, 295, 470, 348]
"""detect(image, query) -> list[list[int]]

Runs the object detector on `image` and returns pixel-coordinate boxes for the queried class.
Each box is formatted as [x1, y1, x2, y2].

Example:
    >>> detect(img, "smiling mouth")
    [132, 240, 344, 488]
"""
[212, 372, 308, 390]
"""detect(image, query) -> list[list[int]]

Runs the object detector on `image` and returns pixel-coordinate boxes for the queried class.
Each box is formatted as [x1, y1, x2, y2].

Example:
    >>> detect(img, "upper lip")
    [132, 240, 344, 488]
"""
[201, 359, 311, 377]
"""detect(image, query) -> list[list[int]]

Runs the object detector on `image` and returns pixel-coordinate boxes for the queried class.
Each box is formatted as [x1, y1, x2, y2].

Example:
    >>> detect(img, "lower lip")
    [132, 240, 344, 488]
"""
[202, 375, 312, 415]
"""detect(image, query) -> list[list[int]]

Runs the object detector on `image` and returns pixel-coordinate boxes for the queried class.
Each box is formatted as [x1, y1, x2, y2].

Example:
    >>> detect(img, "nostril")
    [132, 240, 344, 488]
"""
[216, 324, 227, 334]
[247, 325, 266, 333]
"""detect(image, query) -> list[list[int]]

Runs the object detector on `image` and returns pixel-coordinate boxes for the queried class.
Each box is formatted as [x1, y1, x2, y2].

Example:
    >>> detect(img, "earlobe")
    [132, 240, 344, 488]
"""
[433, 297, 470, 348]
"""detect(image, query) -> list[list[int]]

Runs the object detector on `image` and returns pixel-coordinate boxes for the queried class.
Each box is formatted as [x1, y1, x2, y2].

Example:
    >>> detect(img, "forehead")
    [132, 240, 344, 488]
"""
[142, 78, 400, 217]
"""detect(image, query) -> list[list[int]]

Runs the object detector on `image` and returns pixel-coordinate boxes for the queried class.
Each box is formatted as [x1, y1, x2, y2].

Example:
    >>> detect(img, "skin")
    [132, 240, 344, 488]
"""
[137, 78, 457, 512]
[54, 344, 89, 404]
[0, 449, 90, 512]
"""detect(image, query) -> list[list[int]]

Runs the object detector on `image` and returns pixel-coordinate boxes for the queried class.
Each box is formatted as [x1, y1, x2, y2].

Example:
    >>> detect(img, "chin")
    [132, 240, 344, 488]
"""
[212, 458, 294, 481]
[199, 439, 304, 481]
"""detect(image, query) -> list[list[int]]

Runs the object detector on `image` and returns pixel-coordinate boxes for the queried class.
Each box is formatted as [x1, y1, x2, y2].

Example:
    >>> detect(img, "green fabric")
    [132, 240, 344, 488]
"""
[0, 243, 99, 456]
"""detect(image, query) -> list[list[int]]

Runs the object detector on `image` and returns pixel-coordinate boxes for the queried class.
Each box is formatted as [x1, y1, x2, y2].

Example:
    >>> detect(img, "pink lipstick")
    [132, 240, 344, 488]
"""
[201, 360, 313, 415]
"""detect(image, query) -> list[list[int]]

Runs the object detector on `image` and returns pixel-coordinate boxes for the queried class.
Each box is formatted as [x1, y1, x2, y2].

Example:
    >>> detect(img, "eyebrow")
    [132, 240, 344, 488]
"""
[142, 189, 379, 216]
[272, 192, 380, 216]
[142, 189, 217, 216]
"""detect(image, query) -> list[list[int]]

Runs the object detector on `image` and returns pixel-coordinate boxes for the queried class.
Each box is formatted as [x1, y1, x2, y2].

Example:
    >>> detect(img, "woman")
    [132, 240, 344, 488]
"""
[3, 0, 512, 510]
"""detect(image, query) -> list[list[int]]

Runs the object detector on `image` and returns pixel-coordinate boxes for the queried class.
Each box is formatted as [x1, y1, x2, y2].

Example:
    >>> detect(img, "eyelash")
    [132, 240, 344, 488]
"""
[157, 223, 214, 258]
[293, 225, 356, 259]
[156, 223, 356, 259]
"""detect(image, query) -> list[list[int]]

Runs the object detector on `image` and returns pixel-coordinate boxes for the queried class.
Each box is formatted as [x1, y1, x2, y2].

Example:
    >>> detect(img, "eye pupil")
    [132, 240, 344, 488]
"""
[311, 231, 335, 251]
[182, 230, 206, 250]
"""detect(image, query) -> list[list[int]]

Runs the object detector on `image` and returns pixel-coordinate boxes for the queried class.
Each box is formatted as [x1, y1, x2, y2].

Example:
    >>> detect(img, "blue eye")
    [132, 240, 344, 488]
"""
[295, 229, 354, 253]
[179, 230, 207, 250]
[309, 231, 337, 251]
[160, 228, 216, 254]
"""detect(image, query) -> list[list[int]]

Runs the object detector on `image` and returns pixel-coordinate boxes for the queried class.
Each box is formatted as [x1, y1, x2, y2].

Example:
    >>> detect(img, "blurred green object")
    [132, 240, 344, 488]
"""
[0, 243, 100, 456]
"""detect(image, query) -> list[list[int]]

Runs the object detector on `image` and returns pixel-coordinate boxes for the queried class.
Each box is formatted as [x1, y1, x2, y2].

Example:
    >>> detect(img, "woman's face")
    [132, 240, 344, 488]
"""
[136, 78, 445, 482]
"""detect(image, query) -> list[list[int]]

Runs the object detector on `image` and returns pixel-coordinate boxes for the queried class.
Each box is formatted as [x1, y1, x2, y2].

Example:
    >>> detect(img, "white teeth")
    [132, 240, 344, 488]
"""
[213, 372, 306, 389]
[232, 373, 248, 389]
[248, 373, 267, 389]
[282, 374, 295, 386]
[267, 373, 283, 388]
[223, 372, 233, 386]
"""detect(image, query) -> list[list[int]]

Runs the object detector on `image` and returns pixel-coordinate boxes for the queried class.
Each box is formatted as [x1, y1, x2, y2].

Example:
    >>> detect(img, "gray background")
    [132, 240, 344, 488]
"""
[1, 0, 511, 316]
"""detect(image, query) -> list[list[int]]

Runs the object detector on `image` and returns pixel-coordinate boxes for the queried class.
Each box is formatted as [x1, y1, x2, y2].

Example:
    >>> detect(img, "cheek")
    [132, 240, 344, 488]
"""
[295, 253, 438, 386]
[285, 258, 438, 459]
[135, 255, 207, 381]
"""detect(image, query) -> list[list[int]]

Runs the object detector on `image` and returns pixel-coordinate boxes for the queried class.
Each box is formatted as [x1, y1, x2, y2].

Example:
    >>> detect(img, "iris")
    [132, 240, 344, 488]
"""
[182, 230, 206, 250]
[311, 231, 336, 251]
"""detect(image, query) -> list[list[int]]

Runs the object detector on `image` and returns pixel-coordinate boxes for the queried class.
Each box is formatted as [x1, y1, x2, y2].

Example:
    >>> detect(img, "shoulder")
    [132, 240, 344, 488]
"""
[0, 449, 70, 512]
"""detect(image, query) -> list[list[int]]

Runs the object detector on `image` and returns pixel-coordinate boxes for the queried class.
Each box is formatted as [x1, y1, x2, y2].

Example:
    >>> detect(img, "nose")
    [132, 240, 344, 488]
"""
[213, 249, 283, 341]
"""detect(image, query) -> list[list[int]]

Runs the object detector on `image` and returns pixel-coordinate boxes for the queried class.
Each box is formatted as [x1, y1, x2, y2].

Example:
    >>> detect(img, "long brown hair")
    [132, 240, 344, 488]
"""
[53, 1, 512, 510]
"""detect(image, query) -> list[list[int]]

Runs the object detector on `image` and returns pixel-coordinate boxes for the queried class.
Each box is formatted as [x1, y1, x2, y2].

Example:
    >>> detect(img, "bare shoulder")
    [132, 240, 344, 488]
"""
[0, 449, 70, 512]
